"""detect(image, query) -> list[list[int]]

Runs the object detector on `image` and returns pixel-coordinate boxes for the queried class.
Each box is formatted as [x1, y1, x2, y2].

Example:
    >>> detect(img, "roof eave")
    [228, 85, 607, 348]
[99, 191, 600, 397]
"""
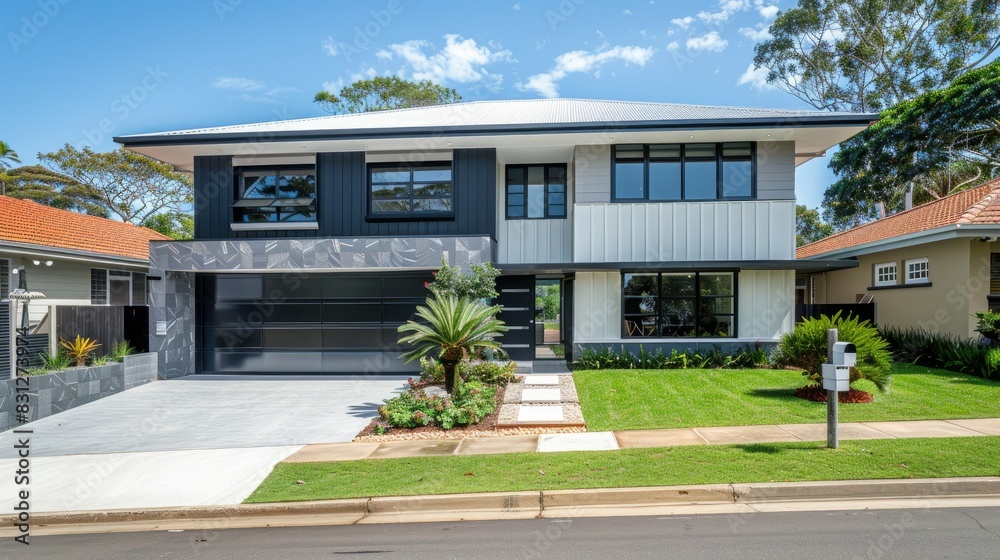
[798, 223, 1000, 260]
[114, 114, 879, 148]
[0, 240, 151, 266]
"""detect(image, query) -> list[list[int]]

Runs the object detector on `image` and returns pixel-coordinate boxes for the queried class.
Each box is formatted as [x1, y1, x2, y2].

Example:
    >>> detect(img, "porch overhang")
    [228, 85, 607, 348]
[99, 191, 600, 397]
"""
[496, 259, 859, 275]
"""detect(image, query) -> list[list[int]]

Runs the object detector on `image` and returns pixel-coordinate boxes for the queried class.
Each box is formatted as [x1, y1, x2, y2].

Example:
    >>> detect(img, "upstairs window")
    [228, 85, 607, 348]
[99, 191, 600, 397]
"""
[369, 162, 453, 218]
[873, 262, 897, 287]
[905, 258, 929, 284]
[612, 142, 754, 202]
[506, 164, 567, 219]
[233, 167, 316, 224]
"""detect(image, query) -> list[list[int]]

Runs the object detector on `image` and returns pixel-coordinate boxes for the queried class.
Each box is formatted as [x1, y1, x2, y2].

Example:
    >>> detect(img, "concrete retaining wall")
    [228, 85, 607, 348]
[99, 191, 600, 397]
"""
[0, 352, 158, 431]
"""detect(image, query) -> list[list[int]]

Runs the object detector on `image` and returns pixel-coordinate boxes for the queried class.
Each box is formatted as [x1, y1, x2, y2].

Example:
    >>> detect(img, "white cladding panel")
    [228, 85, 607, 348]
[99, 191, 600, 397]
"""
[573, 271, 622, 341]
[573, 200, 795, 262]
[495, 158, 574, 264]
[738, 269, 795, 339]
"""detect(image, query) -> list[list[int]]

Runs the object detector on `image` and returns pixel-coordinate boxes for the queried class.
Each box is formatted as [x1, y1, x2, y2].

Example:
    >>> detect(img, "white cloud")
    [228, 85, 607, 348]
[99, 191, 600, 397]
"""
[623, 9, 632, 15]
[686, 31, 728, 52]
[349, 66, 378, 82]
[517, 45, 655, 98]
[211, 77, 265, 91]
[512, 2, 521, 9]
[375, 49, 393, 60]
[739, 24, 772, 41]
[321, 78, 344, 93]
[754, 0, 779, 19]
[321, 36, 339, 56]
[385, 34, 514, 83]
[736, 63, 773, 90]
[666, 41, 680, 51]
[670, 16, 694, 29]
[697, 0, 749, 25]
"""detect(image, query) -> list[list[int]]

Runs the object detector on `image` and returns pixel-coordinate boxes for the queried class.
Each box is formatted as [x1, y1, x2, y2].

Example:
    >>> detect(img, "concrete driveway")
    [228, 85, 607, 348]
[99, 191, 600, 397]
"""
[0, 376, 406, 512]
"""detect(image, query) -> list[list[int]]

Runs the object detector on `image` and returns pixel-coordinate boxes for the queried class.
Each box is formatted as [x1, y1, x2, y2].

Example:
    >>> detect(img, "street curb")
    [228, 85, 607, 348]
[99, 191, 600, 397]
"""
[5, 477, 1000, 531]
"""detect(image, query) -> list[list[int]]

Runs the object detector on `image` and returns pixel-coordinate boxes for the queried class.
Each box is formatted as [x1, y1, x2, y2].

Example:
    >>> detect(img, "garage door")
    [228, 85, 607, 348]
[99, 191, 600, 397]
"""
[196, 272, 433, 375]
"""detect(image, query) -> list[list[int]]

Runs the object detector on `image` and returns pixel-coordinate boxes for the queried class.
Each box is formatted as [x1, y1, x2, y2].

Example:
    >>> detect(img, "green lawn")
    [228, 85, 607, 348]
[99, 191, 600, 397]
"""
[575, 363, 1000, 432]
[247, 436, 1000, 503]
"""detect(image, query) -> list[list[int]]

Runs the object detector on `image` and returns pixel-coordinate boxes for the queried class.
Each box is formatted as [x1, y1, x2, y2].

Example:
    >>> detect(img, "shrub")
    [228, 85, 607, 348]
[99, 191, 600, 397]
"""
[378, 381, 498, 430]
[575, 344, 770, 371]
[461, 360, 517, 385]
[110, 340, 135, 361]
[975, 311, 1000, 344]
[774, 312, 892, 392]
[418, 357, 445, 383]
[881, 325, 1000, 380]
[59, 335, 101, 367]
[38, 350, 72, 371]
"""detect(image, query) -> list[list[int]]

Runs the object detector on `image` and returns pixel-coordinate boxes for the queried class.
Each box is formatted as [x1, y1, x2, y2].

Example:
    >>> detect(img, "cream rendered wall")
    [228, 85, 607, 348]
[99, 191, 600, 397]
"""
[819, 238, 983, 339]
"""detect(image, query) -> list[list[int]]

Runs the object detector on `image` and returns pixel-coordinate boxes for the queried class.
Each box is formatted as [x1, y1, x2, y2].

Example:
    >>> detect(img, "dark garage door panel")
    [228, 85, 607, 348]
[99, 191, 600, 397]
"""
[197, 272, 432, 375]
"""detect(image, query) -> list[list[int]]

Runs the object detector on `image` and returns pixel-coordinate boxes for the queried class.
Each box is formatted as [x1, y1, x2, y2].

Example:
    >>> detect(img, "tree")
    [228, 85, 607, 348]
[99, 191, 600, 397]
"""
[0, 141, 20, 171]
[823, 59, 1000, 226]
[0, 165, 108, 216]
[754, 0, 1000, 112]
[425, 256, 501, 301]
[314, 76, 461, 114]
[796, 204, 835, 246]
[142, 212, 194, 240]
[397, 297, 507, 393]
[40, 145, 192, 225]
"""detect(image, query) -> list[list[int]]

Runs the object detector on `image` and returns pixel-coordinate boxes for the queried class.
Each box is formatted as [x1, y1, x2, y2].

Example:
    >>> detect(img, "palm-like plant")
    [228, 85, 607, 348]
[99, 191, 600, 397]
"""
[398, 296, 507, 393]
[0, 141, 20, 170]
[60, 335, 102, 367]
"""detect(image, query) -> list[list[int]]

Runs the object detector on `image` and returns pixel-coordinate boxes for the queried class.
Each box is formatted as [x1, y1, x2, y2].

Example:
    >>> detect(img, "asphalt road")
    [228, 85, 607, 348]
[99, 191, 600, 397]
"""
[5, 507, 1000, 559]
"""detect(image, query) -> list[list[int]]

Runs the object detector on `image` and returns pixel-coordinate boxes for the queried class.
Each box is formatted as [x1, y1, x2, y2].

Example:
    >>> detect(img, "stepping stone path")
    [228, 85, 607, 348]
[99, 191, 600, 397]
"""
[497, 374, 586, 429]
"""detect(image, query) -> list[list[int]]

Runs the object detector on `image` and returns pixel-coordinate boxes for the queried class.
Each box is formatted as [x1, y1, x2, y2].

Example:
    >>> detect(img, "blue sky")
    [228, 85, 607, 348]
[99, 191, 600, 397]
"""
[4, 0, 837, 209]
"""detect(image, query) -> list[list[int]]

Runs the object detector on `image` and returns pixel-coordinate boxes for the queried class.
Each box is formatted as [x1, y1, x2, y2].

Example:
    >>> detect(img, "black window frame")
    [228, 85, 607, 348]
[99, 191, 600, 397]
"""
[367, 161, 455, 222]
[232, 165, 318, 224]
[621, 271, 738, 339]
[611, 143, 756, 202]
[505, 164, 568, 220]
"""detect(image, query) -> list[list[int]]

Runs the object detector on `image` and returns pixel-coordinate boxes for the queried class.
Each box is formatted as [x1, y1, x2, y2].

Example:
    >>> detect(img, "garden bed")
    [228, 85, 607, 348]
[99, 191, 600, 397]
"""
[795, 385, 874, 403]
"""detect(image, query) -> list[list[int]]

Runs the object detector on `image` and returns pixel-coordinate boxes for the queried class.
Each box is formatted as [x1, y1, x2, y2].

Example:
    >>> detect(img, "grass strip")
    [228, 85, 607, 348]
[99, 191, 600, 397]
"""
[574, 363, 1000, 431]
[246, 436, 1000, 503]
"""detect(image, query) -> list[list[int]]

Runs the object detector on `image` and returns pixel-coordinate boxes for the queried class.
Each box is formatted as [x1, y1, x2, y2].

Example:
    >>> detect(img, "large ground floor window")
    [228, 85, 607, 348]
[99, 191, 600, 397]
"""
[622, 271, 736, 338]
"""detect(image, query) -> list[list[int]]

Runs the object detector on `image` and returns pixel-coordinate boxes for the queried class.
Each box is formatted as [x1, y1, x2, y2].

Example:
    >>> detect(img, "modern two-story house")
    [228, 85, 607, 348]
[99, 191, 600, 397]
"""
[115, 99, 873, 377]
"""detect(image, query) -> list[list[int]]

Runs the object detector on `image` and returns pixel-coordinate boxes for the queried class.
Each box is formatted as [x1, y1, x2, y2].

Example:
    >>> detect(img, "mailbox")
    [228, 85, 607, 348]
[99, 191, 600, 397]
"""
[822, 363, 850, 392]
[832, 342, 857, 366]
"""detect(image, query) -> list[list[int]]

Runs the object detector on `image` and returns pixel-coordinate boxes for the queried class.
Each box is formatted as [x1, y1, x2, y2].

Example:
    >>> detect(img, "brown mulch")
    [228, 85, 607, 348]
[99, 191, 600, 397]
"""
[795, 385, 874, 404]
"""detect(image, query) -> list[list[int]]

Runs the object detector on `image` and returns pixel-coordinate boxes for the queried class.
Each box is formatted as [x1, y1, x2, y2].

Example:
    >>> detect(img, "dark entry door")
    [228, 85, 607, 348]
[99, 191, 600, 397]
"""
[495, 275, 534, 360]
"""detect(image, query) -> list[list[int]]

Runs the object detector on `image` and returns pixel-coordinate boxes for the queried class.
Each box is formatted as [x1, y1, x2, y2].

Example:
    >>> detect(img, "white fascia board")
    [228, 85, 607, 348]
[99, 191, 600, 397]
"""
[801, 224, 1000, 260]
[0, 241, 149, 268]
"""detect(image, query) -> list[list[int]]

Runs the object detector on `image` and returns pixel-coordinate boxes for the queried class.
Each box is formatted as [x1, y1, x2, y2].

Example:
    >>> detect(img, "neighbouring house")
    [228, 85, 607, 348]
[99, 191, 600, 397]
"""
[797, 177, 1000, 340]
[115, 98, 874, 377]
[0, 195, 170, 373]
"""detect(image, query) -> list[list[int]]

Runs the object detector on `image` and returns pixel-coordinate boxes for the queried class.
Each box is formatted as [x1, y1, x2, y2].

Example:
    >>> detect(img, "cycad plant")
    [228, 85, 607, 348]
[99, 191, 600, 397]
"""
[398, 296, 507, 393]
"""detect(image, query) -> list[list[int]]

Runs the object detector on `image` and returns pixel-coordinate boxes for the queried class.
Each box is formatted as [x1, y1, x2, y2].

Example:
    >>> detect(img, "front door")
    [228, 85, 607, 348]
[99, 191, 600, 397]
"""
[495, 275, 534, 361]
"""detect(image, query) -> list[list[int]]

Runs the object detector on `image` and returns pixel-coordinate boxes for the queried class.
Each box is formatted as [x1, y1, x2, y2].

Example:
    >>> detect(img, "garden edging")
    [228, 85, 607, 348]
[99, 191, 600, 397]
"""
[0, 352, 157, 431]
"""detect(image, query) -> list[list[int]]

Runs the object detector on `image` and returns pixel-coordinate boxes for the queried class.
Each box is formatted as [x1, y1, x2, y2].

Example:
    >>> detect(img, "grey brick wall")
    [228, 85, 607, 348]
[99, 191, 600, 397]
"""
[0, 352, 158, 432]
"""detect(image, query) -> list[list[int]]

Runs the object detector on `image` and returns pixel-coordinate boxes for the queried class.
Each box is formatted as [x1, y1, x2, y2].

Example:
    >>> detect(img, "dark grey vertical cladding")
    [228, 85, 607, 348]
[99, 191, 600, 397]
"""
[0, 304, 9, 379]
[193, 155, 233, 240]
[319, 148, 496, 238]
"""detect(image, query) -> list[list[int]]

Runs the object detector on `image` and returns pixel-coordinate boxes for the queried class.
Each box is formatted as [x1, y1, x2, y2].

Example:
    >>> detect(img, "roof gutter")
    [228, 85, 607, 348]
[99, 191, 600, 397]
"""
[0, 240, 150, 267]
[798, 223, 1000, 260]
[114, 114, 879, 148]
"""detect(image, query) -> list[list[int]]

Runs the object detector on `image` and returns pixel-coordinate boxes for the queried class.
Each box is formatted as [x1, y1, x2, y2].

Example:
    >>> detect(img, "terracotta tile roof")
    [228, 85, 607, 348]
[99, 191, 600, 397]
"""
[0, 196, 171, 261]
[797, 178, 1000, 258]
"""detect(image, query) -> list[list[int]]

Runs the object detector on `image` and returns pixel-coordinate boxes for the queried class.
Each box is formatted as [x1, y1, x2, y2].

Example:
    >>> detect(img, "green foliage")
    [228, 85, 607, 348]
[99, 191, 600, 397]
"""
[1, 164, 109, 216]
[141, 212, 194, 240]
[378, 381, 498, 430]
[774, 312, 892, 392]
[38, 350, 72, 371]
[975, 311, 1000, 344]
[0, 140, 20, 170]
[824, 58, 1000, 228]
[753, 0, 1000, 113]
[426, 256, 501, 301]
[796, 204, 834, 246]
[575, 344, 770, 371]
[461, 360, 517, 385]
[314, 76, 461, 114]
[110, 340, 135, 361]
[91, 355, 112, 366]
[881, 325, 1000, 380]
[59, 335, 101, 367]
[535, 282, 561, 321]
[23, 367, 49, 377]
[40, 145, 192, 225]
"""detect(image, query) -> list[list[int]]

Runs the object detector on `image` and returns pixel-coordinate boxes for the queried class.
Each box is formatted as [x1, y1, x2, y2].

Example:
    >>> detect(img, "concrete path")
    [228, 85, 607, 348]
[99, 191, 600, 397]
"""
[284, 418, 1000, 463]
[0, 376, 408, 512]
